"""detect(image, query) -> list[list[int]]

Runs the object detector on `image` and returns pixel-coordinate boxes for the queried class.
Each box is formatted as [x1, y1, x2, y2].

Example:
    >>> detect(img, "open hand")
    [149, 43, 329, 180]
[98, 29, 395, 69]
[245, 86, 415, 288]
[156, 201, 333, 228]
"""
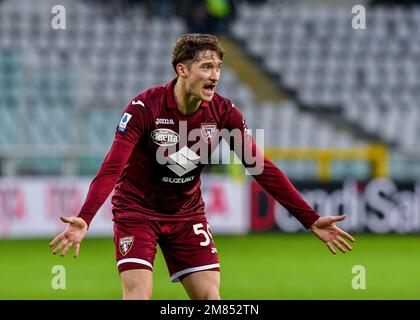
[310, 215, 355, 255]
[49, 216, 88, 258]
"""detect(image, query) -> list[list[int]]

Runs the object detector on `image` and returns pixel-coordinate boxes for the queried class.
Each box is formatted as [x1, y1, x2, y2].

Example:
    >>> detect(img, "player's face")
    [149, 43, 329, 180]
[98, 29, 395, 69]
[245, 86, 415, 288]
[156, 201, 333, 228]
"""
[185, 50, 222, 102]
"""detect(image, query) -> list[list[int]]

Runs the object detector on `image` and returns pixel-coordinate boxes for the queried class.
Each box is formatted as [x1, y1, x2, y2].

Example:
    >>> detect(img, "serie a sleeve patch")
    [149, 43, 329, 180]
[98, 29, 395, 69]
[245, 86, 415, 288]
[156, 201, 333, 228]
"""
[118, 112, 132, 132]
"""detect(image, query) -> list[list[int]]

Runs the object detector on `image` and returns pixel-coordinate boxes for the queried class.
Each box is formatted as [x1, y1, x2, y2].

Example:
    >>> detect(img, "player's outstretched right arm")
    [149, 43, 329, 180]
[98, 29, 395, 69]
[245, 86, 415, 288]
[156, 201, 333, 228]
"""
[49, 216, 88, 258]
[48, 95, 150, 257]
[76, 95, 150, 227]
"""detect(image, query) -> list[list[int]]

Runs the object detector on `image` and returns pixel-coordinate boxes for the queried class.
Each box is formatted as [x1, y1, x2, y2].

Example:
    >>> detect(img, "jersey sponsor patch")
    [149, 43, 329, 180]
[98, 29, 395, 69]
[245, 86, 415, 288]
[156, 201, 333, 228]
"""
[118, 113, 132, 132]
[151, 128, 179, 146]
[119, 236, 134, 256]
[167, 146, 200, 177]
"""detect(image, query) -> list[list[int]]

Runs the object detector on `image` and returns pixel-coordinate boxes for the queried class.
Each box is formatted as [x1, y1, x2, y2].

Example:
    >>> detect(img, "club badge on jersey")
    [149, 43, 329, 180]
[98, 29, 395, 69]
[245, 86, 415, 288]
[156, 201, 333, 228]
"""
[200, 123, 218, 144]
[119, 236, 134, 256]
[118, 113, 132, 132]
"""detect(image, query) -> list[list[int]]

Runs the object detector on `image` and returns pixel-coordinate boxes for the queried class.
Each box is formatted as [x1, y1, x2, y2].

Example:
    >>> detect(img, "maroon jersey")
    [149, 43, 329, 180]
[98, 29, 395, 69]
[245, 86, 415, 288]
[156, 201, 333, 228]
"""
[78, 79, 320, 229]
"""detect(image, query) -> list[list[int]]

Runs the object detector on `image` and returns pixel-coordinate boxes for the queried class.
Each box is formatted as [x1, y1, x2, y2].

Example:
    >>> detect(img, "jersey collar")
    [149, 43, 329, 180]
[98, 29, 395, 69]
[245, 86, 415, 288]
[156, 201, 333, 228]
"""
[165, 78, 210, 110]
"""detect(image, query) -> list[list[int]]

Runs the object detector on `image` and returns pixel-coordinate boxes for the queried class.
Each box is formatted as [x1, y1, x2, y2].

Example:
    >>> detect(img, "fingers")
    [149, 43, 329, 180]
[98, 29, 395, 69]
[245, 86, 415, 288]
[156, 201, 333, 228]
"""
[51, 237, 80, 258]
[338, 229, 355, 243]
[332, 239, 346, 254]
[52, 239, 68, 255]
[337, 235, 353, 251]
[60, 216, 73, 224]
[74, 243, 80, 258]
[333, 214, 356, 245]
[49, 233, 64, 248]
[50, 217, 72, 250]
[325, 242, 336, 255]
[60, 241, 73, 257]
[332, 214, 346, 222]
[328, 235, 353, 254]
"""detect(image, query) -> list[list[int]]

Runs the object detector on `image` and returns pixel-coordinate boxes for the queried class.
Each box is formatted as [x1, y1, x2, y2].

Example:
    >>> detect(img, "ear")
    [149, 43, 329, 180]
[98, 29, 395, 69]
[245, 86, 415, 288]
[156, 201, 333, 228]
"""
[176, 63, 188, 78]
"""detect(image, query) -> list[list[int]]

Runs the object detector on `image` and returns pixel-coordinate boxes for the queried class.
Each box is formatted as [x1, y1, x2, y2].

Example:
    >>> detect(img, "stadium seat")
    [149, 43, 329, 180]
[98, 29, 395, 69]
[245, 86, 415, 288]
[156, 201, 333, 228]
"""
[0, 0, 374, 179]
[232, 2, 420, 154]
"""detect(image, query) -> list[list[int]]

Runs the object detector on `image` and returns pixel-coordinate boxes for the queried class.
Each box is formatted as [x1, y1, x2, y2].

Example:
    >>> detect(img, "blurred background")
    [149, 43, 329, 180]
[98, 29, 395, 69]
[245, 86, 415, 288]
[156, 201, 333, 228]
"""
[1, 0, 420, 299]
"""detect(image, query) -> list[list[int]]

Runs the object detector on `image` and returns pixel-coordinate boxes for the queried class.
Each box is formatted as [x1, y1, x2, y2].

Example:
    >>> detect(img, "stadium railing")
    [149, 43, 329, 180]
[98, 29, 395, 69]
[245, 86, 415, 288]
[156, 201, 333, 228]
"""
[265, 144, 389, 181]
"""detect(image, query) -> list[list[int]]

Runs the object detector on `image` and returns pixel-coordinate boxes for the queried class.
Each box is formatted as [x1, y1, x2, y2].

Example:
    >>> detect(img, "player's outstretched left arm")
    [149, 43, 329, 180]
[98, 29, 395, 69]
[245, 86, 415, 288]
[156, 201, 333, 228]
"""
[310, 215, 355, 255]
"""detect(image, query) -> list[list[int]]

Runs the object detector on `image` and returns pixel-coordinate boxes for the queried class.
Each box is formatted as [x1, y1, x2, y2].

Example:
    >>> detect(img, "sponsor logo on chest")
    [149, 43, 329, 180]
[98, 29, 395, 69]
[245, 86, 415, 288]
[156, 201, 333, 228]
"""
[151, 128, 179, 146]
[162, 176, 195, 183]
[156, 118, 175, 125]
[166, 146, 200, 177]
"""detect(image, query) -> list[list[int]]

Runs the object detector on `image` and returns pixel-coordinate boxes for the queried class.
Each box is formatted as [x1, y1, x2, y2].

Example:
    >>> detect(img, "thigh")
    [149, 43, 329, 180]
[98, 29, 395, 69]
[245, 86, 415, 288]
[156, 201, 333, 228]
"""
[159, 217, 220, 283]
[114, 217, 159, 274]
[181, 270, 221, 300]
[120, 269, 153, 300]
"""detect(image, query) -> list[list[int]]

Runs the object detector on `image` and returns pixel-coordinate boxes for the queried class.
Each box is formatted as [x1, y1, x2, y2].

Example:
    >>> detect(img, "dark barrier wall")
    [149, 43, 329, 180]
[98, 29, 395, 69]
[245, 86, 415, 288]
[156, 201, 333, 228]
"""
[251, 179, 420, 233]
[370, 0, 420, 5]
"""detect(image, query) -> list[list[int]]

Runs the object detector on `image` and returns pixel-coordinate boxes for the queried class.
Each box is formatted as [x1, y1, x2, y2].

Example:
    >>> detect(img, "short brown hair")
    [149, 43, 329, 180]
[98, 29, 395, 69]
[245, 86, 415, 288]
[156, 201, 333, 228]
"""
[171, 33, 224, 74]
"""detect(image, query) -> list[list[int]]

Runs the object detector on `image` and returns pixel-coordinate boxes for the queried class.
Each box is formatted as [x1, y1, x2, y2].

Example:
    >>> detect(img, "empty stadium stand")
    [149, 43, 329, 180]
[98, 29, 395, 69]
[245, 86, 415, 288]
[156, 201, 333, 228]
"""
[0, 0, 404, 180]
[232, 1, 420, 154]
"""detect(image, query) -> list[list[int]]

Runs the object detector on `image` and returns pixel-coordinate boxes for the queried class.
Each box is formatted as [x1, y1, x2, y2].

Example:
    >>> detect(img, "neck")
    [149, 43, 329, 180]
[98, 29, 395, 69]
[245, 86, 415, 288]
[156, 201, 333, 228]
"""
[174, 78, 201, 115]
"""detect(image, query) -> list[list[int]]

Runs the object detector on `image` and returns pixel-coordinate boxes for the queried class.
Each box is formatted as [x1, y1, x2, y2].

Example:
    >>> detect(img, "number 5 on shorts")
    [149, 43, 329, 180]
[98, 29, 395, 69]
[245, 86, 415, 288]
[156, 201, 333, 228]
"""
[193, 223, 213, 246]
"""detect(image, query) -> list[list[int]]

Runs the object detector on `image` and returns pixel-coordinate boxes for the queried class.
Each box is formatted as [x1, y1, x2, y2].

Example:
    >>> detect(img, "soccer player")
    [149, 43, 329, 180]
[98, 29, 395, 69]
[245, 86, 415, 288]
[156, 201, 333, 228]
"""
[49, 34, 355, 300]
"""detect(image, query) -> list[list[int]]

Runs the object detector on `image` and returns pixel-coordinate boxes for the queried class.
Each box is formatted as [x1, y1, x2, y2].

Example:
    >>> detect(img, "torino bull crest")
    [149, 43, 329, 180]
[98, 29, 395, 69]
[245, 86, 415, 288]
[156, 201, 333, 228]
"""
[201, 123, 218, 144]
[119, 236, 134, 256]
